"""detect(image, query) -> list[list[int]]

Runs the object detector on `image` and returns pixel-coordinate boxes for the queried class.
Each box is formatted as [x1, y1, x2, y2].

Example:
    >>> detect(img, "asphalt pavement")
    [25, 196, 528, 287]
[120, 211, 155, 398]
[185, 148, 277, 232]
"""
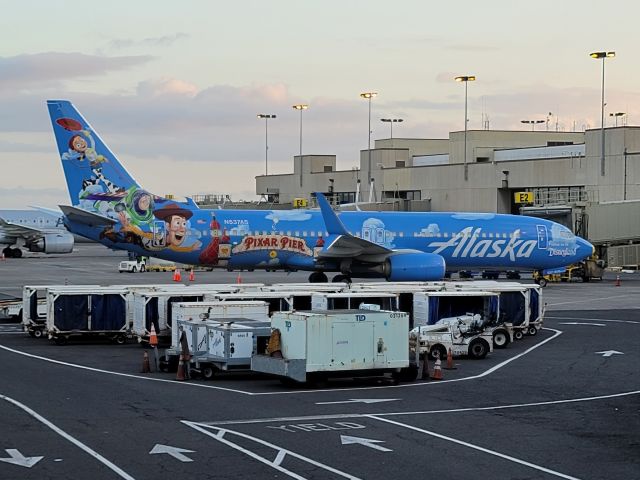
[0, 245, 638, 479]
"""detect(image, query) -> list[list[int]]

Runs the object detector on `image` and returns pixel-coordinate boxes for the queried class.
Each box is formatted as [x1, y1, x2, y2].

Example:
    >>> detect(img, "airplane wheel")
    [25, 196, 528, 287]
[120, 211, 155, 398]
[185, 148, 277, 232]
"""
[332, 274, 351, 283]
[309, 271, 328, 283]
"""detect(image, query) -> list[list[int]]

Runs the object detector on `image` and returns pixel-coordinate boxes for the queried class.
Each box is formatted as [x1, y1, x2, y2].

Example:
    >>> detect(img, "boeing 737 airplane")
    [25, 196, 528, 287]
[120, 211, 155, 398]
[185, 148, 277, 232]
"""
[47, 100, 594, 282]
[0, 209, 75, 258]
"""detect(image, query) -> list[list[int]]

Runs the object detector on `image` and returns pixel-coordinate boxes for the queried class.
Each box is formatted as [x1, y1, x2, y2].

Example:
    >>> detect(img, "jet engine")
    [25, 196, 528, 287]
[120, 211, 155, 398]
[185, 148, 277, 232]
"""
[383, 252, 446, 281]
[28, 233, 75, 254]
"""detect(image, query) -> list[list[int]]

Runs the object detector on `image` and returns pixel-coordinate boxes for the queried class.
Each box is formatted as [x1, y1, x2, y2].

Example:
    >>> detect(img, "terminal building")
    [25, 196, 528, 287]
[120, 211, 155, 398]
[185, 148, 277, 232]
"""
[251, 126, 640, 267]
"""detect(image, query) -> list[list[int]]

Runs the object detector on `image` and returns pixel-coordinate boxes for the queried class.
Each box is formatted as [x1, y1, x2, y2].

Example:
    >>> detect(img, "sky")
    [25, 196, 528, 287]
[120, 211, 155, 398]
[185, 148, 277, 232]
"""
[1, 0, 638, 208]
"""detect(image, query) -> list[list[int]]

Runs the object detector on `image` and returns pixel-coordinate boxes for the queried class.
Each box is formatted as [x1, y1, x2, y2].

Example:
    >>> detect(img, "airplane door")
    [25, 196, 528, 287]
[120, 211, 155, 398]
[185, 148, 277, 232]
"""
[536, 225, 548, 249]
[153, 221, 166, 247]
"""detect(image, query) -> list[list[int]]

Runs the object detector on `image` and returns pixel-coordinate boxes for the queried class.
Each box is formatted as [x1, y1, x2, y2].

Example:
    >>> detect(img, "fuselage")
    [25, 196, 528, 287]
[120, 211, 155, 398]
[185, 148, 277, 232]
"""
[66, 207, 592, 273]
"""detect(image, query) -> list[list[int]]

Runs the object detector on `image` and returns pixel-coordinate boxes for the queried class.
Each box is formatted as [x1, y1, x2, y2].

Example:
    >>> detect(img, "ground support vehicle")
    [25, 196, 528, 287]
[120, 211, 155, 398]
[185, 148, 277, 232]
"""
[251, 310, 415, 384]
[164, 317, 271, 379]
[46, 286, 133, 345]
[118, 257, 146, 273]
[144, 257, 177, 272]
[411, 318, 493, 360]
[1, 296, 29, 321]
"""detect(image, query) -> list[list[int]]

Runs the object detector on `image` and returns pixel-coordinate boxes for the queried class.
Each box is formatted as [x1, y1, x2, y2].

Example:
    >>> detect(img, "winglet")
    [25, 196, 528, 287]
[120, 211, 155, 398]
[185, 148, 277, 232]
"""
[315, 192, 348, 235]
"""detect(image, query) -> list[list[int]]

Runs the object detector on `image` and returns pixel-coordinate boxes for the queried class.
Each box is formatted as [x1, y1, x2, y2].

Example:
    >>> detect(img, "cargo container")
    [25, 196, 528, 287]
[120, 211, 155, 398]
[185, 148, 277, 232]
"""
[251, 310, 414, 384]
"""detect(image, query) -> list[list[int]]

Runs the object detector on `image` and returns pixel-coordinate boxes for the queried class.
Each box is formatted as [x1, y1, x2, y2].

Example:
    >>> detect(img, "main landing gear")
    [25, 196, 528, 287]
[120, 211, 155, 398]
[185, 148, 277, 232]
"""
[308, 271, 353, 284]
[2, 247, 22, 258]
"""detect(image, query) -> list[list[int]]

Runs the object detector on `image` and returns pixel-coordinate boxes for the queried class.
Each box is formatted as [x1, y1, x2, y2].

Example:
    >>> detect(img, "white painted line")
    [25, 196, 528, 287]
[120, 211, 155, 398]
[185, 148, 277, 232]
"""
[204, 389, 640, 426]
[183, 421, 361, 480]
[547, 316, 640, 325]
[0, 327, 563, 397]
[316, 398, 400, 405]
[368, 416, 583, 480]
[149, 444, 194, 462]
[595, 350, 624, 358]
[558, 322, 606, 326]
[547, 294, 631, 307]
[0, 394, 136, 480]
[0, 449, 43, 468]
[340, 435, 392, 452]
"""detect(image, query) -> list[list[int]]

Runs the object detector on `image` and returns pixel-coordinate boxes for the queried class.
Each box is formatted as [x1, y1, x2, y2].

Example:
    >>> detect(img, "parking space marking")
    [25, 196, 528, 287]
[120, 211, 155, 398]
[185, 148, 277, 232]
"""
[368, 415, 583, 480]
[183, 421, 361, 480]
[0, 393, 136, 480]
[0, 328, 563, 396]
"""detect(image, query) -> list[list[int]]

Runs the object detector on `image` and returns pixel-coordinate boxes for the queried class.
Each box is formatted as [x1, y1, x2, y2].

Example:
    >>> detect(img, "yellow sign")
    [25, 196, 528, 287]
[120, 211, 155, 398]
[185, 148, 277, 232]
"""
[514, 192, 534, 204]
[293, 198, 308, 208]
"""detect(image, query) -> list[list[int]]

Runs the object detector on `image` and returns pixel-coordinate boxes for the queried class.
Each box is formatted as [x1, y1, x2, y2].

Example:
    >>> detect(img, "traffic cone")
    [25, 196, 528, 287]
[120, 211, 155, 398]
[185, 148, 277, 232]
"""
[236, 272, 242, 284]
[176, 354, 185, 381]
[142, 351, 151, 373]
[189, 269, 195, 282]
[431, 358, 443, 380]
[443, 347, 457, 370]
[149, 324, 158, 348]
[173, 268, 182, 282]
[420, 352, 430, 381]
[615, 275, 621, 287]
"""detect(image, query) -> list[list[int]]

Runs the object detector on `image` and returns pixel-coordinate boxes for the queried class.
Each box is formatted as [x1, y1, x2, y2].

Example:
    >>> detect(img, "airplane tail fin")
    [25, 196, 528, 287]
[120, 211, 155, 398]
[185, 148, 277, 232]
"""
[47, 100, 140, 207]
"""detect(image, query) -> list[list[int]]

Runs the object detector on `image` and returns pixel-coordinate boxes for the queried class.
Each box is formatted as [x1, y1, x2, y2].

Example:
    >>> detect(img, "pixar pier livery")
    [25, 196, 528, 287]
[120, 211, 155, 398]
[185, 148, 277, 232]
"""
[47, 100, 594, 282]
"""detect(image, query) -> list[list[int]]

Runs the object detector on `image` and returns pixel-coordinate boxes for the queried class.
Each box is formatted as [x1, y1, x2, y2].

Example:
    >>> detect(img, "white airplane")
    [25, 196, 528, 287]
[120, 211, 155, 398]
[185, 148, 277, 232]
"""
[0, 209, 75, 258]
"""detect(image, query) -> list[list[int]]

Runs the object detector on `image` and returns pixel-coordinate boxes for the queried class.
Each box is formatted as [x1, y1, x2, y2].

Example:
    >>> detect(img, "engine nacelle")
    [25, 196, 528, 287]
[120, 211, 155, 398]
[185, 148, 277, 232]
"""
[29, 233, 74, 254]
[384, 252, 446, 281]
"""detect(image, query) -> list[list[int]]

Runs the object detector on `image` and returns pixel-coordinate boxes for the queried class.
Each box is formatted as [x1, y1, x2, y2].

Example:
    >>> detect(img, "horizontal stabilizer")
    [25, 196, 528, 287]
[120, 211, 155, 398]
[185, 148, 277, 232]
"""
[59, 205, 115, 227]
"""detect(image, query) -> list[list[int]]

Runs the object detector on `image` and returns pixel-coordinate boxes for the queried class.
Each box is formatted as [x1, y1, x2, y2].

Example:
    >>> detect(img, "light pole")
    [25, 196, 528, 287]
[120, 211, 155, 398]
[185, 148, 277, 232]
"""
[609, 112, 625, 127]
[380, 118, 403, 139]
[590, 51, 615, 176]
[292, 104, 308, 156]
[257, 114, 276, 176]
[521, 119, 545, 131]
[454, 75, 475, 181]
[360, 92, 378, 179]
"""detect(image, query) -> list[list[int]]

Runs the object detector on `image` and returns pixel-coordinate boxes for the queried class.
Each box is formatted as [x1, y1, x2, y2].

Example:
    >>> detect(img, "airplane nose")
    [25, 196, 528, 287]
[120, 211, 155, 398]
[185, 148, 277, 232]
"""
[578, 237, 594, 259]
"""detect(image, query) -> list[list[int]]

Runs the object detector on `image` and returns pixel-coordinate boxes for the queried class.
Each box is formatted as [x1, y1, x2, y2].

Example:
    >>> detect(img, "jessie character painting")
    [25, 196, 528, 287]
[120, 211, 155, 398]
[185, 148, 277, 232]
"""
[153, 203, 201, 252]
[199, 214, 221, 265]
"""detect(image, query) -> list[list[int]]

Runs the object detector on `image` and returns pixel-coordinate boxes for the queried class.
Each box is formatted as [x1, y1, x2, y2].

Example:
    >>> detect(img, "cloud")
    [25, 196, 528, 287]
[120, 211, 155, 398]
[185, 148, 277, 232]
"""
[107, 33, 189, 50]
[0, 52, 154, 89]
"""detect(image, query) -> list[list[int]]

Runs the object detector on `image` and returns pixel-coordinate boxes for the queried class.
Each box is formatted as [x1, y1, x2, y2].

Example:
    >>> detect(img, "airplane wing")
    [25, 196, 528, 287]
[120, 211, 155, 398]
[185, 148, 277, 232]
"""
[59, 205, 116, 227]
[0, 217, 47, 239]
[315, 193, 392, 261]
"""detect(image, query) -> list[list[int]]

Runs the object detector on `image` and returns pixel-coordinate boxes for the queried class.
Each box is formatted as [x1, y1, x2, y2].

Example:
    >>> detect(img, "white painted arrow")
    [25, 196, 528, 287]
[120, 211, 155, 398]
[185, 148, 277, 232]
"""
[559, 322, 606, 327]
[595, 350, 624, 358]
[340, 435, 392, 452]
[0, 449, 43, 468]
[316, 398, 400, 405]
[149, 444, 194, 462]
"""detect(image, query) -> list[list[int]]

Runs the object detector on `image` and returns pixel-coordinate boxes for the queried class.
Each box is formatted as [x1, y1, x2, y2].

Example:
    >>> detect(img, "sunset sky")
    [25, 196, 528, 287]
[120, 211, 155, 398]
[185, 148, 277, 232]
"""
[1, 0, 638, 208]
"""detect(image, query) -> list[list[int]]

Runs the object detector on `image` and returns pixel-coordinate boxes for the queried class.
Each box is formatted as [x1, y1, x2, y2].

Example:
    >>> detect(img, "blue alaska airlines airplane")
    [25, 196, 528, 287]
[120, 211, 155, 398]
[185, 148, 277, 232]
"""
[47, 100, 594, 283]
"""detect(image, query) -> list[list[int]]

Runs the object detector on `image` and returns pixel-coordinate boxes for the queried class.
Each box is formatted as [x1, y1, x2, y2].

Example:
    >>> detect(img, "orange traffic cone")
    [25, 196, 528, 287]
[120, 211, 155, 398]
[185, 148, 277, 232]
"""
[142, 351, 151, 373]
[431, 357, 443, 380]
[176, 354, 185, 381]
[189, 269, 195, 282]
[615, 275, 621, 287]
[236, 272, 242, 284]
[149, 324, 158, 348]
[173, 268, 182, 282]
[443, 347, 457, 370]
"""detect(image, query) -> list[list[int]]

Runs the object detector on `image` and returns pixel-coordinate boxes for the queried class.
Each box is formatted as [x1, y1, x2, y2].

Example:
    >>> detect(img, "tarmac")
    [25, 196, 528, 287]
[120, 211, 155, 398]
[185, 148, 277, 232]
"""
[0, 245, 638, 479]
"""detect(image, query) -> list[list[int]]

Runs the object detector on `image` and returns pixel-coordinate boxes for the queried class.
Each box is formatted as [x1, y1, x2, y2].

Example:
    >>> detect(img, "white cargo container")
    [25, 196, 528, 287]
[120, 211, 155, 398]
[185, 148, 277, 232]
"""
[251, 310, 413, 383]
[206, 291, 317, 314]
[168, 300, 270, 354]
[45, 286, 133, 344]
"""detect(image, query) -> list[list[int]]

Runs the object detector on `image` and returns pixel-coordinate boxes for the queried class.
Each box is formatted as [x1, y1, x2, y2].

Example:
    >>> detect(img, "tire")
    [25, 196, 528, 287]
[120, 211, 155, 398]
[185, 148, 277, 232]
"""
[513, 329, 524, 340]
[33, 329, 44, 339]
[132, 267, 137, 273]
[201, 365, 216, 380]
[309, 271, 328, 283]
[468, 339, 489, 359]
[538, 278, 548, 288]
[492, 330, 509, 349]
[114, 334, 127, 345]
[528, 326, 538, 336]
[140, 265, 146, 272]
[429, 344, 447, 361]
[54, 336, 68, 346]
[28, 330, 36, 338]
[395, 364, 419, 382]
[12, 249, 22, 258]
